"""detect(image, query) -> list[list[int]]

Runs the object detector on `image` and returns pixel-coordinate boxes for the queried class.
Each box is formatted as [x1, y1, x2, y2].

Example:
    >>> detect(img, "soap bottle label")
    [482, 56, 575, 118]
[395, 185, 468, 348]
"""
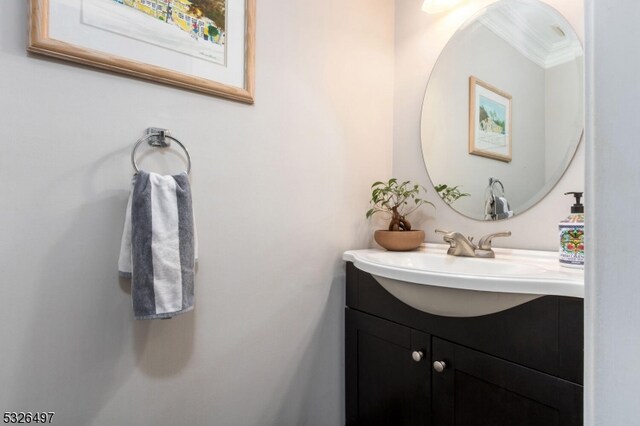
[559, 225, 584, 267]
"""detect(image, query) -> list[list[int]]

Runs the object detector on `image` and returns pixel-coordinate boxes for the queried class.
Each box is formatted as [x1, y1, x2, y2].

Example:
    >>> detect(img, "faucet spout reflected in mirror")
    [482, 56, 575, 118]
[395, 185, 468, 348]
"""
[436, 229, 511, 258]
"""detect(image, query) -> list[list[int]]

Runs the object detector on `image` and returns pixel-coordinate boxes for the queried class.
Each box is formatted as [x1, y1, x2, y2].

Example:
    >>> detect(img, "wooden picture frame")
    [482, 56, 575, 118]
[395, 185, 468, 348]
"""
[469, 76, 512, 162]
[29, 0, 255, 104]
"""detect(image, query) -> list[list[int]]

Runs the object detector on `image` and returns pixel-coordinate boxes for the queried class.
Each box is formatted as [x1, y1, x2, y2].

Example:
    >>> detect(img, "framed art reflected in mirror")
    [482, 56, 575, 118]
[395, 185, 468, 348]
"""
[469, 76, 512, 163]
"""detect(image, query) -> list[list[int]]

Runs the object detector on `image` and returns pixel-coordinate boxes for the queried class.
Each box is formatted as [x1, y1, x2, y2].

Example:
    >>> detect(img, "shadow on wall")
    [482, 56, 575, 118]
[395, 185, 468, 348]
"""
[272, 273, 346, 425]
[130, 289, 196, 378]
[119, 277, 196, 376]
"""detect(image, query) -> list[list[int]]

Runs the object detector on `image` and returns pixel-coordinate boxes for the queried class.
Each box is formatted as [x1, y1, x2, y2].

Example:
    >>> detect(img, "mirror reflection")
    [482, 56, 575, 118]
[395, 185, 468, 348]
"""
[421, 0, 584, 220]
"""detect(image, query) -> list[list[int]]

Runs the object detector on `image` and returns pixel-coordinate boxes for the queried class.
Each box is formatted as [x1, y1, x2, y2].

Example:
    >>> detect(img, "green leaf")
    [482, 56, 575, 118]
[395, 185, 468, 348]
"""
[367, 178, 437, 219]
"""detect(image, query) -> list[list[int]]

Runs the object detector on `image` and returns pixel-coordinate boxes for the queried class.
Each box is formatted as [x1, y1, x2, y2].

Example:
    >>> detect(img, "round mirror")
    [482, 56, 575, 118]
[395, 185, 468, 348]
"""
[421, 0, 584, 220]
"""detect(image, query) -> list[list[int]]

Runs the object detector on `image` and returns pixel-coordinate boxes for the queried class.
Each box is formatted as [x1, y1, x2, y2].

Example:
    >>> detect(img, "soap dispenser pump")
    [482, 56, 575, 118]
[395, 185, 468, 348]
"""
[559, 192, 584, 268]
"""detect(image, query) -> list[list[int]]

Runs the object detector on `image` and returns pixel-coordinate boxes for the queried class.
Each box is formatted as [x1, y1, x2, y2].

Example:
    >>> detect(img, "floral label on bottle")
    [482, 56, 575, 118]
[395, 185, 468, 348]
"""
[559, 225, 584, 266]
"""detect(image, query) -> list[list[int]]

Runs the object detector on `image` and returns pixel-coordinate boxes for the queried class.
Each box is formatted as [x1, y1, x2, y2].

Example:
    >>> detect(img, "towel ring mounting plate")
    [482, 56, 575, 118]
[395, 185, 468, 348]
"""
[131, 128, 191, 175]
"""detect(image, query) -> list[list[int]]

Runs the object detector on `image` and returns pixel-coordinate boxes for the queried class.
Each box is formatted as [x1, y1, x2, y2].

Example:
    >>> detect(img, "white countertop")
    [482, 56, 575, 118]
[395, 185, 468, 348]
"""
[343, 243, 584, 298]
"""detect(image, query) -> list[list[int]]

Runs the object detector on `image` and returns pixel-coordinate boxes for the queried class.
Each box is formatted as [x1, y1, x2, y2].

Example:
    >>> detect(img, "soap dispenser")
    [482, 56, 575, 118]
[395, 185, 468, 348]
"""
[559, 192, 584, 268]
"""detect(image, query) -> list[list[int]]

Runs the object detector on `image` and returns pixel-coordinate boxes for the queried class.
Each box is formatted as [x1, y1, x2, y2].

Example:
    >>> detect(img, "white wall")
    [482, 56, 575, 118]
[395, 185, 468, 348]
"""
[0, 1, 394, 425]
[394, 0, 584, 251]
[585, 0, 640, 423]
[422, 23, 546, 218]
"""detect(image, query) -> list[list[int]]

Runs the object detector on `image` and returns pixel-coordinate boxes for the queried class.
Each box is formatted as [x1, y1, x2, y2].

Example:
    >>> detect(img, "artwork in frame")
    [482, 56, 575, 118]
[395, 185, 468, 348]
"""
[29, 0, 255, 103]
[469, 76, 512, 162]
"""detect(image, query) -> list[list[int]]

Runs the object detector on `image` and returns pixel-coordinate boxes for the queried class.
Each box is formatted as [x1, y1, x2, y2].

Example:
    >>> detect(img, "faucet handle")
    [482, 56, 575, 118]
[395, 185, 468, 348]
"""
[435, 229, 452, 235]
[478, 231, 512, 250]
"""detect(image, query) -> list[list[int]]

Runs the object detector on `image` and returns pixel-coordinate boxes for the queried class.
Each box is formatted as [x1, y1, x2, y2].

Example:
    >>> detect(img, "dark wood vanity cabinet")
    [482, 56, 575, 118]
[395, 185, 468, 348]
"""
[345, 262, 584, 426]
[346, 309, 430, 425]
[431, 338, 582, 426]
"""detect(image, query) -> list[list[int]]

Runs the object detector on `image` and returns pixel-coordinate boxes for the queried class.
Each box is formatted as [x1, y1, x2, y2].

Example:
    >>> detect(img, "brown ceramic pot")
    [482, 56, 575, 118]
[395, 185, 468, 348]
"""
[374, 230, 425, 251]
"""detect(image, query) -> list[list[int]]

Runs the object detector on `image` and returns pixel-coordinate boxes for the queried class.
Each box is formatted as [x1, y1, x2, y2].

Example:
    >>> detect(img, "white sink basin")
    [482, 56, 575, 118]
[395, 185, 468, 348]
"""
[343, 243, 584, 317]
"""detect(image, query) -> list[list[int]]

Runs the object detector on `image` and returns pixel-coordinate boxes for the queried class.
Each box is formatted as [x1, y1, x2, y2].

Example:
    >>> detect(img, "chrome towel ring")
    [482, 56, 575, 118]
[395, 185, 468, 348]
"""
[131, 128, 192, 175]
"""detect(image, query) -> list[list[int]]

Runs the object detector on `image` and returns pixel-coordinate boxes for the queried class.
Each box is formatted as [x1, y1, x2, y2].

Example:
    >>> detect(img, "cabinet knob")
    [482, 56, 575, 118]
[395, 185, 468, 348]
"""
[412, 351, 424, 362]
[433, 360, 447, 373]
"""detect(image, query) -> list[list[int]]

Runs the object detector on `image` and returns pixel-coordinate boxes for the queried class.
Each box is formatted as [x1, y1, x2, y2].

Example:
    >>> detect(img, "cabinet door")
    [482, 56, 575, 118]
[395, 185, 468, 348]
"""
[431, 338, 582, 426]
[346, 309, 430, 426]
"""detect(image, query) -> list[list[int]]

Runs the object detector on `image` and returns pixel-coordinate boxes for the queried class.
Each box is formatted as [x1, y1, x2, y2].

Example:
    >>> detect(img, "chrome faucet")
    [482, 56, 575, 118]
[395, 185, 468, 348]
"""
[436, 230, 511, 258]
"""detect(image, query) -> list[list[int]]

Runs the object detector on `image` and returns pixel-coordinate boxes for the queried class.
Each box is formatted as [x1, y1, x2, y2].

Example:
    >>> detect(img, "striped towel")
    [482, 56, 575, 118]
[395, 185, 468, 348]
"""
[118, 171, 197, 320]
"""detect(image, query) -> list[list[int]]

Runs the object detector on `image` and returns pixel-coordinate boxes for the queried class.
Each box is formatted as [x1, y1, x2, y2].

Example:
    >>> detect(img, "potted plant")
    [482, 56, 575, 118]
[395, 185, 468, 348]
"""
[366, 179, 434, 251]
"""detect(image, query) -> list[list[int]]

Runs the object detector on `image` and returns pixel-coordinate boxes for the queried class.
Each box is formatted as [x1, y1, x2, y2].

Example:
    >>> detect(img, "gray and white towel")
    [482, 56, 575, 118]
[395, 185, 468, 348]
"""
[118, 171, 197, 320]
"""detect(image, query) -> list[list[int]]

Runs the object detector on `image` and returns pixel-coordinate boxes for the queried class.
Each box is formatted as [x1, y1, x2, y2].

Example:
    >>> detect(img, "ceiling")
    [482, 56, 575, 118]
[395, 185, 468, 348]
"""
[477, 2, 583, 69]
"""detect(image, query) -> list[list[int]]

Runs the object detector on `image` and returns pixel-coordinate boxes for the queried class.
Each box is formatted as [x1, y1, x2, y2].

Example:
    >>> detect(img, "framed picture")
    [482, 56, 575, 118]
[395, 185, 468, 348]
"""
[29, 0, 255, 103]
[469, 76, 512, 162]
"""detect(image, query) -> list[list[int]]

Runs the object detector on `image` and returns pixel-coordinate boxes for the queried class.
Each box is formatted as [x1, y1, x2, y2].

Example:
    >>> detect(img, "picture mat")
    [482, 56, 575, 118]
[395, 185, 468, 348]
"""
[49, 0, 245, 88]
